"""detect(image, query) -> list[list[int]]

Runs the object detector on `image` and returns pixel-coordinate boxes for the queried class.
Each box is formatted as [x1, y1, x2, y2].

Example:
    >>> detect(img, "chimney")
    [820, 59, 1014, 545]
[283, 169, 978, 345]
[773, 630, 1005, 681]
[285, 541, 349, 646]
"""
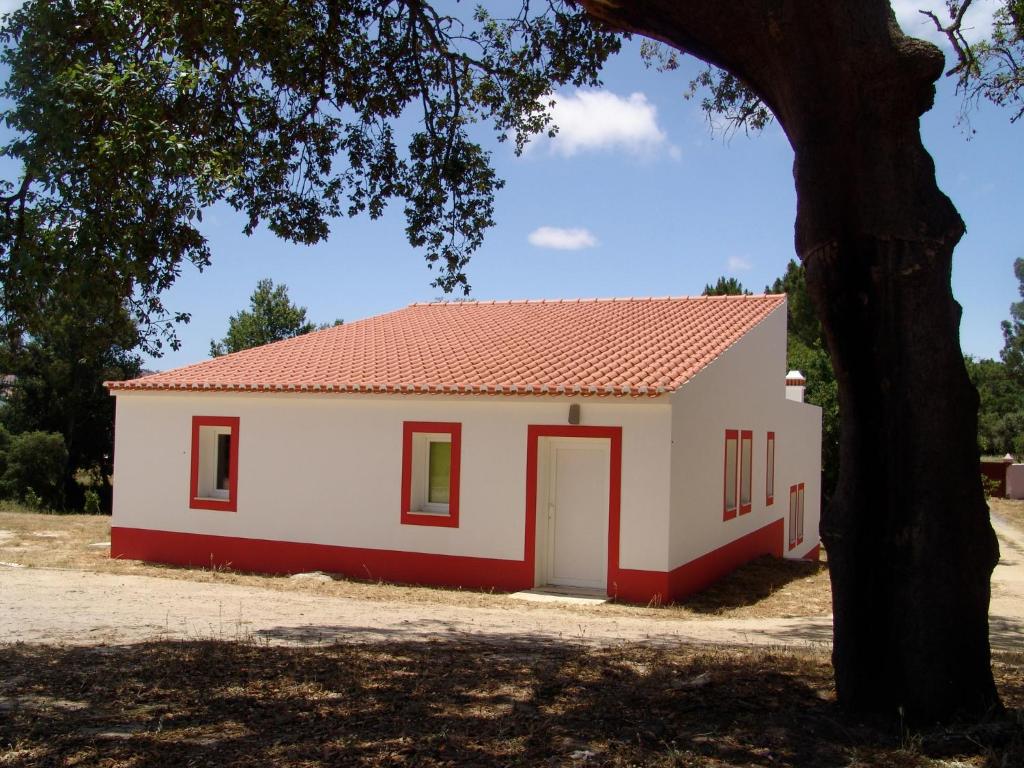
[786, 370, 806, 402]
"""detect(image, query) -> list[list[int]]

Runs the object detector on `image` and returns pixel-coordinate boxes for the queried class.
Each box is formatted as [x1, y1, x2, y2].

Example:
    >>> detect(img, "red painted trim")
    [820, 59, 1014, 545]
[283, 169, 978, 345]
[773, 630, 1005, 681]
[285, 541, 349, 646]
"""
[802, 544, 820, 562]
[723, 429, 738, 520]
[525, 424, 622, 596]
[111, 527, 533, 592]
[400, 421, 461, 528]
[739, 429, 753, 515]
[111, 515, 784, 605]
[189, 416, 240, 512]
[611, 518, 785, 604]
[766, 431, 775, 506]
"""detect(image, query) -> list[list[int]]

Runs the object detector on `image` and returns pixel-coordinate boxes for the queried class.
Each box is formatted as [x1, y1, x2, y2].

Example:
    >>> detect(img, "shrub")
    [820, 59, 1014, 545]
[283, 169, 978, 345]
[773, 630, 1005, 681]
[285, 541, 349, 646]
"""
[83, 489, 101, 515]
[1, 431, 67, 510]
[0, 423, 10, 486]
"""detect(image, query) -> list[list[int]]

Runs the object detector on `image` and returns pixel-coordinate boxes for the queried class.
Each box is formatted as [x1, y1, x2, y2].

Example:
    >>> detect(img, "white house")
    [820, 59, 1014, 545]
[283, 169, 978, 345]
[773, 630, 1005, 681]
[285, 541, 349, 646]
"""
[106, 295, 822, 604]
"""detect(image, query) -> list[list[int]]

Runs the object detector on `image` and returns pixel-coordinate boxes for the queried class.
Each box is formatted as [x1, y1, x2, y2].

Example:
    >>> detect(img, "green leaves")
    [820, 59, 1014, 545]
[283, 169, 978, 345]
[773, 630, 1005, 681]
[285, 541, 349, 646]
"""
[0, 1, 620, 351]
[999, 257, 1024, 382]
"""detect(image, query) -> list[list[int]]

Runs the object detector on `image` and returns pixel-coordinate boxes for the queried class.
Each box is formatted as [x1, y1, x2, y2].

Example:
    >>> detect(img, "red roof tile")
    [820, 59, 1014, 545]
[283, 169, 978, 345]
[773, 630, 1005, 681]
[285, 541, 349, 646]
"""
[106, 295, 785, 398]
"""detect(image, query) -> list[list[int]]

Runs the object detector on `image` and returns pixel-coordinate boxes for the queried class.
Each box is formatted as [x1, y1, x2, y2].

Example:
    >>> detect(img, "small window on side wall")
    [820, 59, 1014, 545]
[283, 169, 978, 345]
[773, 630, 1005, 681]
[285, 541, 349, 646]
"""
[189, 416, 240, 512]
[739, 430, 753, 515]
[766, 432, 775, 506]
[788, 482, 805, 550]
[401, 421, 461, 527]
[723, 430, 738, 520]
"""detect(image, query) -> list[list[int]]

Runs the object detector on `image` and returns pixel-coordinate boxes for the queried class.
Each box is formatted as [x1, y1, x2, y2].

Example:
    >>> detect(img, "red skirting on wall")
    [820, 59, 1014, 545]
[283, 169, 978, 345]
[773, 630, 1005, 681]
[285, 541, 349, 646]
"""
[111, 527, 534, 593]
[610, 518, 785, 604]
[113, 518, 788, 605]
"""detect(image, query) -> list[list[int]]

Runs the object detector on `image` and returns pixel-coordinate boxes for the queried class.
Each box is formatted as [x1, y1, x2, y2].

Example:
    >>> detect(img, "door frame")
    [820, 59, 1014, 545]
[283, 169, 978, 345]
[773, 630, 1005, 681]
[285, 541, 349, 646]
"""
[525, 424, 622, 595]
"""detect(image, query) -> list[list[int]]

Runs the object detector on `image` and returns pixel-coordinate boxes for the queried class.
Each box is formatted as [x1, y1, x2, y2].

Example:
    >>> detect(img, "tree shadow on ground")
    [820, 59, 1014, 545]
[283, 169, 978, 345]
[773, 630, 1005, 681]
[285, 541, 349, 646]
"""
[680, 555, 829, 614]
[1, 640, 1020, 767]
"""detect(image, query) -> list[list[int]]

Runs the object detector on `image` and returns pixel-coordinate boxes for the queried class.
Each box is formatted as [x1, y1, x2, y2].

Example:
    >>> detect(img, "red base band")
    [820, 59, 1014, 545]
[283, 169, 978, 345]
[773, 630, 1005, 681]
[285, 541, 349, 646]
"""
[112, 517, 787, 605]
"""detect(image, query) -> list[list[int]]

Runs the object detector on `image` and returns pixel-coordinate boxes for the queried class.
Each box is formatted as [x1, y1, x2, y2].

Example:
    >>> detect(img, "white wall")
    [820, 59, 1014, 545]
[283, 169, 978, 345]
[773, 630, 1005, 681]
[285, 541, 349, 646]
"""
[667, 305, 822, 568]
[1007, 464, 1024, 500]
[112, 392, 672, 568]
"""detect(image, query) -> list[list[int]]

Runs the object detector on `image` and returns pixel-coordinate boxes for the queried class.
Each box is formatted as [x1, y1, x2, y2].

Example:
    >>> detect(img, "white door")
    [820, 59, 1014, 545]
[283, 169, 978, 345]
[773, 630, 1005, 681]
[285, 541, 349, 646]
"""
[546, 440, 610, 590]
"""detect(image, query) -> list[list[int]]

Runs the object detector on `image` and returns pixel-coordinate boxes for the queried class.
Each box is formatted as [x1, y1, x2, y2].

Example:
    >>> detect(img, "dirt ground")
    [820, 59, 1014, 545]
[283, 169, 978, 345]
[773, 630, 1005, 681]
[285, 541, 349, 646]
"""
[0, 504, 832, 621]
[1, 504, 1022, 767]
[1, 502, 1022, 650]
[1, 640, 1021, 768]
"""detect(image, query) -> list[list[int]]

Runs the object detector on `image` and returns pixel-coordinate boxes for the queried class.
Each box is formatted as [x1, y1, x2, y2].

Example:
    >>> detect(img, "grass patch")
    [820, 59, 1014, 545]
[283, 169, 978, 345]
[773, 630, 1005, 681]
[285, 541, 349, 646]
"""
[0, 640, 1019, 767]
[0, 510, 833, 621]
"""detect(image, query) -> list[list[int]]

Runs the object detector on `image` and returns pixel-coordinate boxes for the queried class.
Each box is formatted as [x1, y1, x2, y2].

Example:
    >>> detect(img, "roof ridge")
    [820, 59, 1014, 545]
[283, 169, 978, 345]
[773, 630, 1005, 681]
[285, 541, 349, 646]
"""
[409, 294, 784, 307]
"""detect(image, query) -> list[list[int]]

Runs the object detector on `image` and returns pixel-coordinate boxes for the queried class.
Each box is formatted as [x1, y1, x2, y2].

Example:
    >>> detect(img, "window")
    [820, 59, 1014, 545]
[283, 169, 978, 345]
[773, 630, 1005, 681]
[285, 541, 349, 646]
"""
[401, 421, 461, 527]
[789, 482, 805, 550]
[723, 428, 753, 520]
[739, 430, 753, 515]
[723, 429, 738, 520]
[766, 431, 775, 506]
[189, 416, 240, 512]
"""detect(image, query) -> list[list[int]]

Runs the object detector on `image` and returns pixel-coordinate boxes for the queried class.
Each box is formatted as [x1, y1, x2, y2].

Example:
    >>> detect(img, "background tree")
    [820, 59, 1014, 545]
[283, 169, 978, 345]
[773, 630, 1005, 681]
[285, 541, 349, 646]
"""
[210, 279, 318, 357]
[966, 356, 1024, 456]
[0, 0, 1007, 722]
[999, 257, 1024, 381]
[700, 276, 751, 296]
[0, 295, 141, 512]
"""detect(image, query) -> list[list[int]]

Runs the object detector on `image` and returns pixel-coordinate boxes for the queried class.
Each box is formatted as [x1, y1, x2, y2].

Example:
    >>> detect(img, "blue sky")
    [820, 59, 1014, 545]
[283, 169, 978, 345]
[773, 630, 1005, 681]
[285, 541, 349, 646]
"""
[2, 2, 1020, 370]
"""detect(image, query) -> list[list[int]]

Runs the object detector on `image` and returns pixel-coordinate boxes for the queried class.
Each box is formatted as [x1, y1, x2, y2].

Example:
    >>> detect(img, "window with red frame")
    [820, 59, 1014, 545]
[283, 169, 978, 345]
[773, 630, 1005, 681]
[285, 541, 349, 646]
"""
[739, 430, 753, 514]
[766, 431, 775, 506]
[189, 416, 240, 512]
[788, 482, 805, 550]
[401, 421, 461, 528]
[723, 429, 738, 520]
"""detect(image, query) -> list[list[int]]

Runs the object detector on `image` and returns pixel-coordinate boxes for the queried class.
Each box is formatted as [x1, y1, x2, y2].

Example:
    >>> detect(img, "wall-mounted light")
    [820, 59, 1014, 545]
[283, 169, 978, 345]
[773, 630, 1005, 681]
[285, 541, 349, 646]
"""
[568, 404, 580, 425]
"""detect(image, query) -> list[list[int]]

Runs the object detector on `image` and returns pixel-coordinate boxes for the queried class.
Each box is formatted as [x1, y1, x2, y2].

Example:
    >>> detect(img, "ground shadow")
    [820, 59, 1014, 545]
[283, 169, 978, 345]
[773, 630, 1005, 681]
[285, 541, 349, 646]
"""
[1, 639, 1019, 767]
[680, 555, 828, 614]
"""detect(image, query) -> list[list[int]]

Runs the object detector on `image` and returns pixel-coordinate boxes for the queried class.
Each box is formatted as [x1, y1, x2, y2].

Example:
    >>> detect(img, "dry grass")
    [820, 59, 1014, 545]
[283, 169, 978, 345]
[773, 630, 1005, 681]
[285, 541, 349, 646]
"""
[0, 639, 1019, 767]
[0, 505, 832, 621]
[990, 497, 1024, 533]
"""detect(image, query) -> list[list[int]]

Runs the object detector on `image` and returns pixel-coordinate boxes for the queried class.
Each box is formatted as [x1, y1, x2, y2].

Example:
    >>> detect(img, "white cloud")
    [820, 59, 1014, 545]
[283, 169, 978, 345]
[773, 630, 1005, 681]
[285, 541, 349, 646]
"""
[539, 90, 668, 157]
[727, 256, 753, 273]
[891, 0, 997, 47]
[527, 226, 598, 251]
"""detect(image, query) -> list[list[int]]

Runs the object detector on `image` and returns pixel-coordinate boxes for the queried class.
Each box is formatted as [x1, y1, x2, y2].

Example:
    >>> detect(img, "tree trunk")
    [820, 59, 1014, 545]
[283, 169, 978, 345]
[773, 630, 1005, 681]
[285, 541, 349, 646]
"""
[579, 0, 1001, 723]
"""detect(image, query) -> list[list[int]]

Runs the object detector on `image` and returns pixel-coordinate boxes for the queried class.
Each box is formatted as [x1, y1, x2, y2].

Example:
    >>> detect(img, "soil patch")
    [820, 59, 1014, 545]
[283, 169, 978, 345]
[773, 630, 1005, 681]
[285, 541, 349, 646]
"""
[0, 508, 832, 621]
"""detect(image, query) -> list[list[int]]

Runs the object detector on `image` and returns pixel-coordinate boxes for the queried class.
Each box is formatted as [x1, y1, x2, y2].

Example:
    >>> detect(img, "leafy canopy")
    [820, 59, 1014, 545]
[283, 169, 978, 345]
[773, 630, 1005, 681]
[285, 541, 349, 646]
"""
[0, 0, 620, 353]
[925, 0, 1024, 124]
[1000, 257, 1024, 381]
[210, 278, 317, 357]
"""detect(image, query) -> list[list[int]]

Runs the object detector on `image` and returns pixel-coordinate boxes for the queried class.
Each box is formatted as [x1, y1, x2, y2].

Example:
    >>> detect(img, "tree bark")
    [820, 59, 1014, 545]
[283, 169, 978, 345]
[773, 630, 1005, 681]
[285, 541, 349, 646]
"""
[579, 0, 1001, 722]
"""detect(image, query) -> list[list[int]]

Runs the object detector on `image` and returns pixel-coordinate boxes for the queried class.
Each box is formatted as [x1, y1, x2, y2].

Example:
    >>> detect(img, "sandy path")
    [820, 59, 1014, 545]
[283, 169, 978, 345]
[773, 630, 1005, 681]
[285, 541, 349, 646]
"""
[1, 520, 1021, 651]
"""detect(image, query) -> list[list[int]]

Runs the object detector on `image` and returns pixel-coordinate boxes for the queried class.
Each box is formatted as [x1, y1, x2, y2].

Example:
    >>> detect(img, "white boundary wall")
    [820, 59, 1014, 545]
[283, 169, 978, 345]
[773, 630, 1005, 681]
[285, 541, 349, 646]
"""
[112, 392, 672, 569]
[668, 306, 822, 566]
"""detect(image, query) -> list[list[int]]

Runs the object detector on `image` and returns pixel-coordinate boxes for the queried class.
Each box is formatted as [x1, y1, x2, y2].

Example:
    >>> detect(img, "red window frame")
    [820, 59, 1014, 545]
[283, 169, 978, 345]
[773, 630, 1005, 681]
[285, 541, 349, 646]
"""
[401, 421, 461, 528]
[723, 429, 738, 520]
[788, 481, 805, 550]
[797, 483, 805, 546]
[189, 416, 240, 512]
[766, 431, 775, 506]
[739, 429, 753, 515]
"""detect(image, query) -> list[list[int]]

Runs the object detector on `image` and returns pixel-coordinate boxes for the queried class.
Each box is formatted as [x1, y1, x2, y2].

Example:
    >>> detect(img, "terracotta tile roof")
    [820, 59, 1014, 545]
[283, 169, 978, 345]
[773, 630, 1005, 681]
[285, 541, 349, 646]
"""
[107, 295, 785, 398]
